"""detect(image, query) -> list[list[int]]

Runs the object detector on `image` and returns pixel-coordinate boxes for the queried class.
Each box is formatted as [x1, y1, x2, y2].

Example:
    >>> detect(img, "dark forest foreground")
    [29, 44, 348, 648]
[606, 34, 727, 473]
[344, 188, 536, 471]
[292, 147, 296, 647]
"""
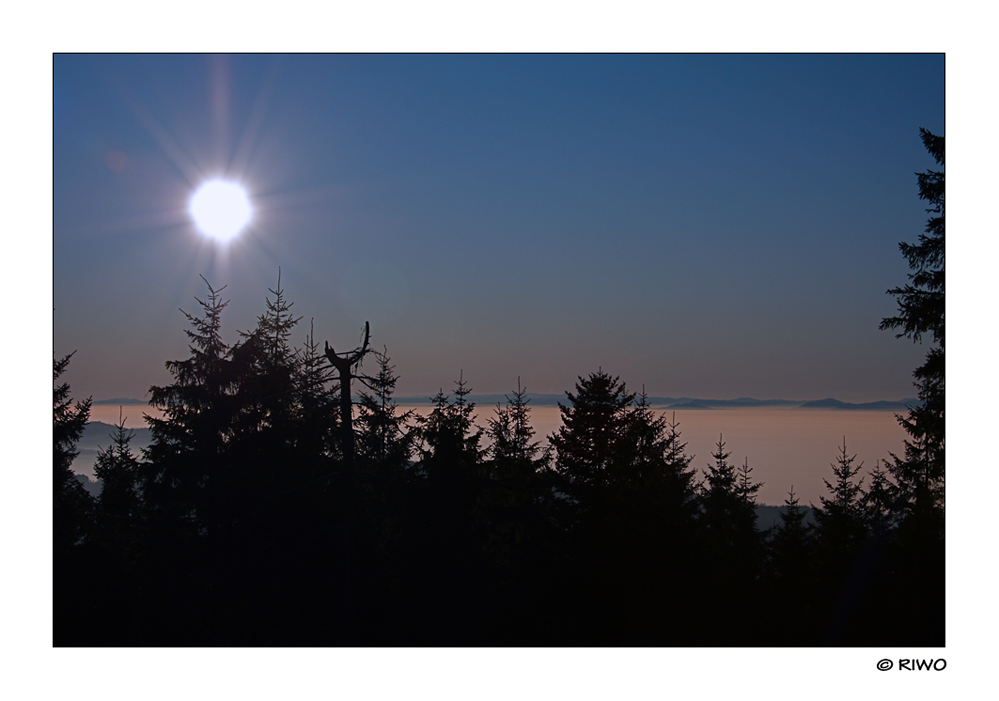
[53, 130, 944, 647]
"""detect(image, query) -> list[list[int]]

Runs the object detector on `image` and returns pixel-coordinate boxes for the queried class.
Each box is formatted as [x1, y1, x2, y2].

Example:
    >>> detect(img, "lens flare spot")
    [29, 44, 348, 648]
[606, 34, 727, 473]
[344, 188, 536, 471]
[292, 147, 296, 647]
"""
[104, 150, 129, 172]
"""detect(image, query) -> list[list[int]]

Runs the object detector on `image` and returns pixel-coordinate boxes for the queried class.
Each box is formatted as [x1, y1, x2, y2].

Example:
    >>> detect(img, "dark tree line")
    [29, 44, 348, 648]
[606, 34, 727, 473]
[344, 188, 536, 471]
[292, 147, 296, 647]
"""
[53, 131, 944, 646]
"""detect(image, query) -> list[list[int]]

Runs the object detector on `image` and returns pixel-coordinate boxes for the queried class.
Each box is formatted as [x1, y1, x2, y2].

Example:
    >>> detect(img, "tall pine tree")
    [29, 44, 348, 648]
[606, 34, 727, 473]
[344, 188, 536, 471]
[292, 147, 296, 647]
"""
[93, 409, 142, 524]
[142, 277, 240, 534]
[54, 352, 93, 552]
[880, 128, 945, 532]
[550, 369, 635, 501]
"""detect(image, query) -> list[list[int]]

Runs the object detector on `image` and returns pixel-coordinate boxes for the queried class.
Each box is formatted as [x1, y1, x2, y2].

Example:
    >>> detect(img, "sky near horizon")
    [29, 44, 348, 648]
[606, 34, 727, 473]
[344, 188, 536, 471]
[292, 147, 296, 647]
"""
[54, 54, 944, 404]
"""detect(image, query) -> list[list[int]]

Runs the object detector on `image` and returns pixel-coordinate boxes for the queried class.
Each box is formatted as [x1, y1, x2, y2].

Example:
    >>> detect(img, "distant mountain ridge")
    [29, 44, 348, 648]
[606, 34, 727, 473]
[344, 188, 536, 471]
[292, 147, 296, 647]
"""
[94, 394, 919, 412]
[77, 421, 153, 451]
[661, 397, 801, 409]
[393, 394, 918, 410]
[92, 397, 147, 405]
[799, 398, 919, 411]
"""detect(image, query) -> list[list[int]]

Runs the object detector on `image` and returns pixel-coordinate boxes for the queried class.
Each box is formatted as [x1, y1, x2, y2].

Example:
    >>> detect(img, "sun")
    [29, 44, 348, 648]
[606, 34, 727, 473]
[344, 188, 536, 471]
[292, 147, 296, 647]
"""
[189, 179, 253, 242]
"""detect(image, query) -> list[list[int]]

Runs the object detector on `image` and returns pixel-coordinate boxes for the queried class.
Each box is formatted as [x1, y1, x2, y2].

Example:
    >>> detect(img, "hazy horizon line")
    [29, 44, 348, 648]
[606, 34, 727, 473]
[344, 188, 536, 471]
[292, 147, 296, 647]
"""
[90, 393, 919, 408]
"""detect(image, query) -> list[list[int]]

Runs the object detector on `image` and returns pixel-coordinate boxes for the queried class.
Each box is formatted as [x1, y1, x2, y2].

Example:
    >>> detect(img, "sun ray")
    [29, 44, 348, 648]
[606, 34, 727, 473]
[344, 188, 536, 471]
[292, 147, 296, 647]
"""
[228, 59, 283, 184]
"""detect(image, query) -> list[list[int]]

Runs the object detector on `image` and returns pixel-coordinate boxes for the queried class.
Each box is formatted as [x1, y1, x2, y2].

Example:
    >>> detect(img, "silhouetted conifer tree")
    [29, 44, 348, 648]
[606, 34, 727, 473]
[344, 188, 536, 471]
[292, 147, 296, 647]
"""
[86, 410, 148, 643]
[737, 457, 762, 507]
[138, 278, 254, 642]
[550, 369, 635, 503]
[415, 372, 485, 482]
[356, 349, 416, 479]
[618, 395, 700, 559]
[93, 409, 142, 523]
[238, 271, 303, 441]
[610, 393, 700, 643]
[54, 352, 93, 552]
[547, 367, 639, 642]
[877, 132, 945, 646]
[814, 438, 868, 553]
[227, 273, 308, 533]
[484, 379, 553, 554]
[736, 457, 765, 568]
[487, 381, 533, 465]
[862, 459, 896, 534]
[53, 352, 96, 644]
[763, 486, 815, 643]
[697, 436, 762, 643]
[406, 374, 490, 643]
[700, 436, 759, 545]
[487, 378, 550, 480]
[295, 319, 340, 469]
[354, 347, 417, 625]
[626, 400, 697, 495]
[143, 277, 242, 534]
[771, 487, 812, 570]
[475, 379, 559, 642]
[547, 375, 704, 643]
[812, 438, 880, 643]
[880, 128, 945, 528]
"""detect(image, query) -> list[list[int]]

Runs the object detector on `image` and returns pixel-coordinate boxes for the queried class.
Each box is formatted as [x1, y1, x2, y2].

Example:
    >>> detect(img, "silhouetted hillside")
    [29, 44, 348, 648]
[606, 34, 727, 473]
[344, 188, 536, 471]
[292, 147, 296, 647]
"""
[77, 421, 153, 450]
[74, 474, 101, 499]
[800, 398, 919, 410]
[396, 393, 911, 409]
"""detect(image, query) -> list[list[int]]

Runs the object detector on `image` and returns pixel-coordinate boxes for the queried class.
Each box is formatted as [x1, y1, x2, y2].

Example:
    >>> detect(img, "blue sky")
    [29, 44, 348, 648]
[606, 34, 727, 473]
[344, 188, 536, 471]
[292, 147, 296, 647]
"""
[54, 54, 943, 402]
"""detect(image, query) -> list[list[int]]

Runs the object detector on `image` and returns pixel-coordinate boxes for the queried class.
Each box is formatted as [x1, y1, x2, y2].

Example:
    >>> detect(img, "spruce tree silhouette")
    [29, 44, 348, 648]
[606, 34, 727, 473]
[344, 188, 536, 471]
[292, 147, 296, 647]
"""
[415, 371, 486, 482]
[139, 277, 247, 643]
[409, 372, 489, 644]
[53, 352, 95, 645]
[485, 379, 552, 551]
[482, 380, 557, 643]
[700, 436, 759, 548]
[89, 408, 146, 644]
[550, 368, 635, 500]
[296, 319, 340, 467]
[351, 348, 419, 642]
[143, 277, 236, 534]
[862, 459, 896, 535]
[876, 130, 945, 645]
[546, 369, 633, 642]
[772, 487, 812, 571]
[610, 391, 700, 644]
[815, 438, 868, 549]
[487, 378, 550, 479]
[880, 128, 945, 529]
[94, 408, 142, 526]
[763, 486, 815, 644]
[549, 370, 708, 644]
[53, 352, 93, 554]
[813, 438, 878, 644]
[697, 435, 762, 644]
[356, 348, 416, 480]
[140, 275, 316, 643]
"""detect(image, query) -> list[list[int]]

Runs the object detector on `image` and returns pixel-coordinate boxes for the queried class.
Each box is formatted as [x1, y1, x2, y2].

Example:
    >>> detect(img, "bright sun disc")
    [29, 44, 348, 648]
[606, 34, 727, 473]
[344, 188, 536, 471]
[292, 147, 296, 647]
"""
[189, 180, 252, 242]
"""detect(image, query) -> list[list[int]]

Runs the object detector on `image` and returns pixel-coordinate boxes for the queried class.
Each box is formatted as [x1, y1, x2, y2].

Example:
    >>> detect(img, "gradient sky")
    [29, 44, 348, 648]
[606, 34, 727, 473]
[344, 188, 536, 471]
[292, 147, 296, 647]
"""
[54, 54, 944, 404]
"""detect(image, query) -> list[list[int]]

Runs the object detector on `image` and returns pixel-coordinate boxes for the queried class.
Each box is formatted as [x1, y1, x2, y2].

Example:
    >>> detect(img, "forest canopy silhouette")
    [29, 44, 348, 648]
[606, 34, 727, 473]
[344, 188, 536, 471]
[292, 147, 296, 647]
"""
[53, 131, 944, 647]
